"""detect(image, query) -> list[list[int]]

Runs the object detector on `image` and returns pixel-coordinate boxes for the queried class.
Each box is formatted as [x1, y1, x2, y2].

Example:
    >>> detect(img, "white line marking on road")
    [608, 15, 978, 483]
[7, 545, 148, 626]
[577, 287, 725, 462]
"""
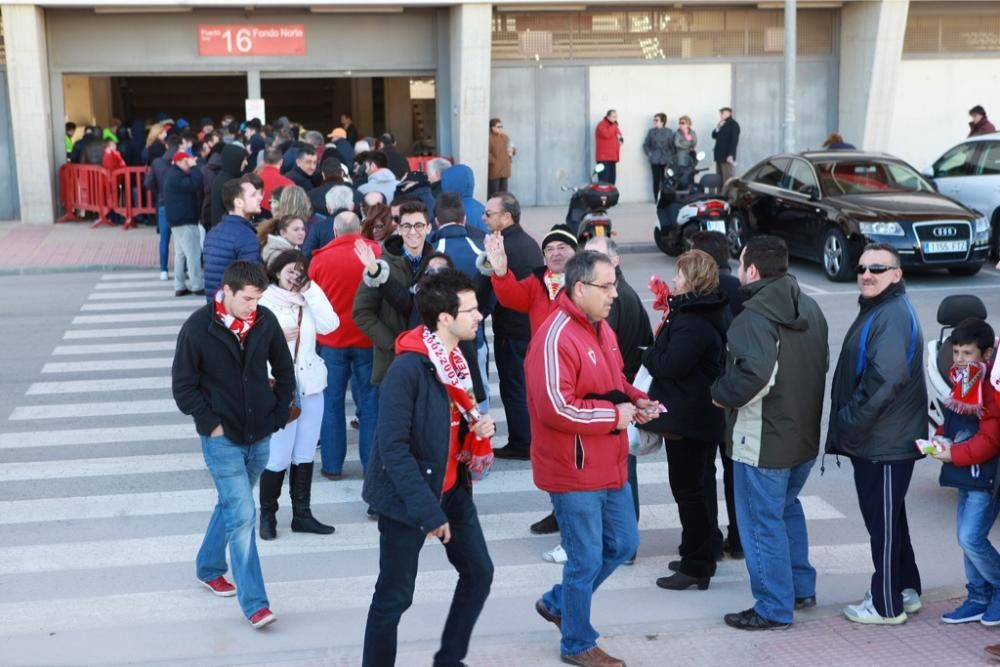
[94, 281, 176, 290]
[100, 273, 161, 281]
[73, 312, 192, 324]
[89, 290, 188, 300]
[27, 376, 172, 395]
[42, 358, 173, 374]
[0, 424, 195, 449]
[64, 326, 180, 340]
[0, 544, 873, 635]
[9, 399, 177, 421]
[0, 498, 843, 574]
[796, 281, 831, 296]
[81, 302, 200, 312]
[52, 341, 176, 356]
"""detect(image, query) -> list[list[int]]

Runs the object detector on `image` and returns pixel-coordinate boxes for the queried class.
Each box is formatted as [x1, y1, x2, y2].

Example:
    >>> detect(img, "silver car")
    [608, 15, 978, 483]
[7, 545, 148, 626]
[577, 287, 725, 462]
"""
[924, 133, 1000, 258]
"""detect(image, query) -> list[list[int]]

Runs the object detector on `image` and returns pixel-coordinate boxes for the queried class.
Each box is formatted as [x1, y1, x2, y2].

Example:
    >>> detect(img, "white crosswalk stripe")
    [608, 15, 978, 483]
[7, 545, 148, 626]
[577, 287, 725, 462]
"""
[1, 275, 867, 663]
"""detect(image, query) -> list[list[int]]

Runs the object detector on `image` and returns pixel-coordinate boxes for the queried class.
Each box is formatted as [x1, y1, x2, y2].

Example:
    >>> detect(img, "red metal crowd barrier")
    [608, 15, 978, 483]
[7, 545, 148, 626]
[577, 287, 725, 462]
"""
[57, 164, 153, 230]
[406, 155, 453, 173]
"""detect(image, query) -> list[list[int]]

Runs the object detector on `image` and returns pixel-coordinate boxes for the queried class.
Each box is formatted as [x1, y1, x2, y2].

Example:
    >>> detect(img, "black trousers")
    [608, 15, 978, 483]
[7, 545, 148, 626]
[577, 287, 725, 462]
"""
[851, 458, 922, 617]
[665, 438, 718, 578]
[704, 442, 739, 553]
[494, 335, 532, 453]
[650, 163, 667, 200]
[363, 484, 494, 667]
[487, 178, 508, 198]
[598, 161, 617, 185]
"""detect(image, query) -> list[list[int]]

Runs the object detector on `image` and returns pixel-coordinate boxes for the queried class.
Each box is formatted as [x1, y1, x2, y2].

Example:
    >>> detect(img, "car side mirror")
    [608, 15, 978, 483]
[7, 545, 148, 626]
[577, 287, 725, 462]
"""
[920, 166, 934, 179]
[803, 185, 820, 201]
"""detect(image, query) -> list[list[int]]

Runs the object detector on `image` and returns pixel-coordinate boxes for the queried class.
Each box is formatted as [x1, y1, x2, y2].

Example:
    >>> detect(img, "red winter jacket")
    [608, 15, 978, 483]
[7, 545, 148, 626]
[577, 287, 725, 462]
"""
[492, 268, 561, 336]
[950, 368, 1000, 467]
[526, 293, 648, 493]
[259, 164, 293, 212]
[595, 118, 622, 163]
[308, 233, 381, 349]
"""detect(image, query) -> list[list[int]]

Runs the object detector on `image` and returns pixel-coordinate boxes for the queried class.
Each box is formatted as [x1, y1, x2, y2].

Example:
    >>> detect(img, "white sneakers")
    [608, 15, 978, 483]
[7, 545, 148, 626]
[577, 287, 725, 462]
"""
[843, 589, 920, 625]
[542, 544, 568, 564]
[160, 271, 169, 281]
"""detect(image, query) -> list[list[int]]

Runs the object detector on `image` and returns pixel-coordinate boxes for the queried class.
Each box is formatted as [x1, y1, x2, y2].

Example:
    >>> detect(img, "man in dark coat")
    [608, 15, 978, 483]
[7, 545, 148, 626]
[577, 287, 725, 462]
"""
[712, 107, 741, 184]
[361, 271, 495, 667]
[285, 144, 320, 192]
[172, 260, 294, 630]
[969, 105, 998, 137]
[379, 131, 410, 179]
[307, 156, 348, 216]
[162, 151, 205, 297]
[827, 242, 926, 625]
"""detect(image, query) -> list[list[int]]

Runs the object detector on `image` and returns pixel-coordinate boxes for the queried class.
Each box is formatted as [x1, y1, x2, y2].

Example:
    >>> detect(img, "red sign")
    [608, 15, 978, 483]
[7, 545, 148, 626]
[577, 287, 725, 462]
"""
[198, 24, 306, 56]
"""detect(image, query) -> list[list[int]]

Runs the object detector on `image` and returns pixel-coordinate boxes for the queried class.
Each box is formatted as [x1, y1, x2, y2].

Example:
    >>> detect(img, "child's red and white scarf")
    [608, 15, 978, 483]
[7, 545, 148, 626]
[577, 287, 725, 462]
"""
[396, 326, 494, 477]
[214, 290, 258, 344]
[948, 361, 989, 416]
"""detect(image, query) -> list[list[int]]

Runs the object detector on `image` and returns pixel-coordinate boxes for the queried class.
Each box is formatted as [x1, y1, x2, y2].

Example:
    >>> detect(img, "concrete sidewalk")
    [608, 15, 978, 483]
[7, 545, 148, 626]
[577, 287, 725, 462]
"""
[239, 592, 999, 667]
[0, 203, 660, 275]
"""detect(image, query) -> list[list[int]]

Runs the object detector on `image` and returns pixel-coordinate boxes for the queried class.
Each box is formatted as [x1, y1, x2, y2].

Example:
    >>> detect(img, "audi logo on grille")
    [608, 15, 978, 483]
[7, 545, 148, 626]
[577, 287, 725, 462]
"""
[932, 226, 958, 238]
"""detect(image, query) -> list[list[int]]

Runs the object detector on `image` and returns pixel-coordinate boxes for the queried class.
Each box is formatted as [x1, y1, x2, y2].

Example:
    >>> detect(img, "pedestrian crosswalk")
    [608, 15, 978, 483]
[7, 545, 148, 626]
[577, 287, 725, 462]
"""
[1, 272, 876, 664]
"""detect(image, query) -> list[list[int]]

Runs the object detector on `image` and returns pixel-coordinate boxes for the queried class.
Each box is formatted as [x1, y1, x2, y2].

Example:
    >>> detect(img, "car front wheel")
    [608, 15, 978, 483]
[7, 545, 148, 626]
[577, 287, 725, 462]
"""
[822, 227, 853, 282]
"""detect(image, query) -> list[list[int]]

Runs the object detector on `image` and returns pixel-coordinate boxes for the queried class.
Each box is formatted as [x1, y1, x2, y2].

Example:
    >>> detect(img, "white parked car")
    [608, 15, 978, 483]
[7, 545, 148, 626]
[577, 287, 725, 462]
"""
[924, 133, 1000, 259]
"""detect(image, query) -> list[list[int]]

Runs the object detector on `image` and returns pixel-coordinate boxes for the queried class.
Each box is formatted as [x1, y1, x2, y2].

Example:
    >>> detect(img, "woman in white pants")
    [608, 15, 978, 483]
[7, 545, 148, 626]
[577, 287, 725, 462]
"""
[259, 249, 340, 540]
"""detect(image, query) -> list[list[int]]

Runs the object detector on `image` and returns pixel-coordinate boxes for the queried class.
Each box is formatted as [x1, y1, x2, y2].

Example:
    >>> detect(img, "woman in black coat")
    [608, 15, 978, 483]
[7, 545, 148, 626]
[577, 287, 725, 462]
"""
[640, 249, 731, 591]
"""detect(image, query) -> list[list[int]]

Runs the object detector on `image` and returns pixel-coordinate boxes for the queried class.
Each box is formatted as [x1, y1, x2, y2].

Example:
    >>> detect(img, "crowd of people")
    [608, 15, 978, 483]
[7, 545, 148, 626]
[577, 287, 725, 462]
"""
[162, 108, 1000, 666]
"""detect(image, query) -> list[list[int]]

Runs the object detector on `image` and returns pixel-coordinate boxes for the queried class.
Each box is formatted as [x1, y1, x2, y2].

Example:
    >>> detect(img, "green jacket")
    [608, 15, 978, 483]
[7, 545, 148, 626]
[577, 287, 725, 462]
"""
[711, 274, 829, 468]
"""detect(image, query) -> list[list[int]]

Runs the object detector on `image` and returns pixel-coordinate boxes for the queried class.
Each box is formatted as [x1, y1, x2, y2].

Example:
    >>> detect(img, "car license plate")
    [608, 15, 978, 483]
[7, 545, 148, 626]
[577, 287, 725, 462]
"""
[923, 241, 968, 254]
[706, 220, 726, 233]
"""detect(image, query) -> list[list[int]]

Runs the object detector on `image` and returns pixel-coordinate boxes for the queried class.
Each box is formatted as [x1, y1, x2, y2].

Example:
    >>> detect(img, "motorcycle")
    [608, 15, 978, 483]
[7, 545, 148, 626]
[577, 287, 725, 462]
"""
[564, 163, 620, 242]
[926, 294, 989, 429]
[654, 151, 730, 257]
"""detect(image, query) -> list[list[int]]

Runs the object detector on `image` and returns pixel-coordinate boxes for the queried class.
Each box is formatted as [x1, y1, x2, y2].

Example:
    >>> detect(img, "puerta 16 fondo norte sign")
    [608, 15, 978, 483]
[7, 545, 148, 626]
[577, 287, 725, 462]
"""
[198, 24, 306, 56]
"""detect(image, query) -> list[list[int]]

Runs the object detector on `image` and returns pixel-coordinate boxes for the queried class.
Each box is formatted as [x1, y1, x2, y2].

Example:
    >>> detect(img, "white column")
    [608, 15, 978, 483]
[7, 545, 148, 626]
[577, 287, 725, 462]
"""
[2, 4, 55, 223]
[448, 3, 492, 202]
[838, 0, 910, 152]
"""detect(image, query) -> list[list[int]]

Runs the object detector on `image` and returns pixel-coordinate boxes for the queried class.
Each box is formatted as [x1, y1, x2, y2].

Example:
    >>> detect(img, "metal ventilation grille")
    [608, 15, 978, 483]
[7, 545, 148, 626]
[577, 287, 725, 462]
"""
[904, 4, 1000, 54]
[492, 8, 835, 61]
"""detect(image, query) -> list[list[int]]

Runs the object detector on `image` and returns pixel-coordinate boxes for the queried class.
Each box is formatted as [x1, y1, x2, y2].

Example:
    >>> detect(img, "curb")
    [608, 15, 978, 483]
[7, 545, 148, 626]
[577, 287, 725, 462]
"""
[0, 243, 668, 276]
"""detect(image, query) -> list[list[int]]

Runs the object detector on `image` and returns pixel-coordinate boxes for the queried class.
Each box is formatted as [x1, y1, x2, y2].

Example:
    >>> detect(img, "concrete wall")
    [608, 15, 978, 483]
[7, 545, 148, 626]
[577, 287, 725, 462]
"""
[589, 64, 732, 204]
[384, 76, 414, 152]
[0, 68, 19, 220]
[63, 74, 113, 127]
[447, 4, 491, 202]
[490, 66, 589, 207]
[887, 58, 1000, 170]
[45, 9, 438, 74]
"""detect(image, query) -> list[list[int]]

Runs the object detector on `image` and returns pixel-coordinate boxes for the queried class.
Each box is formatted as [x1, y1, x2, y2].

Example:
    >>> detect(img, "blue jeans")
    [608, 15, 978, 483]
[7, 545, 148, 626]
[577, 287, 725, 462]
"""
[541, 485, 639, 657]
[196, 434, 270, 619]
[318, 345, 378, 474]
[157, 206, 170, 272]
[957, 489, 1000, 604]
[733, 458, 816, 624]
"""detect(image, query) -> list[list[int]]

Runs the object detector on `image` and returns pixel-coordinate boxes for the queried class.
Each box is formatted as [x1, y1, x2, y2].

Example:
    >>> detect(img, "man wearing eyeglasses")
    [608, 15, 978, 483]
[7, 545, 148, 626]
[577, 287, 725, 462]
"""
[354, 200, 436, 390]
[827, 242, 926, 626]
[527, 250, 660, 667]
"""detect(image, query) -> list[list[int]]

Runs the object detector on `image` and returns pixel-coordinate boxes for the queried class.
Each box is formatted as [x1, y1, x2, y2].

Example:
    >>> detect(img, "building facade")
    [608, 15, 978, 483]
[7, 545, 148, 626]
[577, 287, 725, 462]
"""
[0, 0, 998, 222]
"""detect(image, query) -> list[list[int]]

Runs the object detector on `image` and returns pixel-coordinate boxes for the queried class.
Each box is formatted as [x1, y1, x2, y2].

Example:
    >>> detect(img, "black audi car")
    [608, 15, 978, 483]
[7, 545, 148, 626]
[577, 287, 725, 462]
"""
[722, 150, 992, 281]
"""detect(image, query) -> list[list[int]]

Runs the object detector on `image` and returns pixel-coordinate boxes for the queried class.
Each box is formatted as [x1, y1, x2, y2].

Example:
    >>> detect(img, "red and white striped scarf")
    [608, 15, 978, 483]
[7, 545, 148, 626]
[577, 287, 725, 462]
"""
[213, 290, 258, 344]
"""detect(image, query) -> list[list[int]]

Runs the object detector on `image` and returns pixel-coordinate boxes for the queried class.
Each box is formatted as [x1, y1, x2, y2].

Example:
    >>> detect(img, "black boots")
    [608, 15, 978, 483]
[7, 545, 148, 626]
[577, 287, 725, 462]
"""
[289, 462, 335, 535]
[258, 469, 285, 541]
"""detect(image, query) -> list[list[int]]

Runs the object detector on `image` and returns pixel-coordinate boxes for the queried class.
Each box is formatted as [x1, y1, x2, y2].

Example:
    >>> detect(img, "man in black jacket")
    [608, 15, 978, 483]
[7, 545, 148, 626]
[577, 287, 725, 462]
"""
[172, 261, 295, 630]
[285, 144, 320, 191]
[711, 236, 828, 631]
[379, 131, 410, 180]
[711, 107, 741, 184]
[481, 192, 544, 462]
[163, 151, 205, 297]
[209, 143, 249, 230]
[361, 270, 495, 667]
[828, 242, 926, 625]
[585, 236, 653, 562]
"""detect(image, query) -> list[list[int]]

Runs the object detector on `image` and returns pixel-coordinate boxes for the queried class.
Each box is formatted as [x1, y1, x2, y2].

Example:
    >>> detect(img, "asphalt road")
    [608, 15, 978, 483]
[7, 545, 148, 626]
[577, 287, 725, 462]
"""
[0, 256, 999, 666]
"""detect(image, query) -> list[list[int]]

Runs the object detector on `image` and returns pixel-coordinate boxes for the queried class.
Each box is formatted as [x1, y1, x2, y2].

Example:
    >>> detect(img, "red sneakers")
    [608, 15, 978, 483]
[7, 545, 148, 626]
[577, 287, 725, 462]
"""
[249, 608, 276, 629]
[200, 576, 236, 597]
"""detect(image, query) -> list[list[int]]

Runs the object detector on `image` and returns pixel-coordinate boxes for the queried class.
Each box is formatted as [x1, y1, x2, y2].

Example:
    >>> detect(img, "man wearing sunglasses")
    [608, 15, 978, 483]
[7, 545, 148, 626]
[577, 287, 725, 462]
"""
[827, 242, 926, 625]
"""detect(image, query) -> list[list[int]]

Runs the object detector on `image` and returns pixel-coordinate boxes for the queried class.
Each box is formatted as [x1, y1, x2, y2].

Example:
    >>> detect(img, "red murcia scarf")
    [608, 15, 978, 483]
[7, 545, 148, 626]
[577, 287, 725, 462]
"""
[214, 290, 258, 344]
[396, 326, 494, 479]
[947, 361, 988, 416]
[648, 275, 672, 335]
[543, 270, 565, 301]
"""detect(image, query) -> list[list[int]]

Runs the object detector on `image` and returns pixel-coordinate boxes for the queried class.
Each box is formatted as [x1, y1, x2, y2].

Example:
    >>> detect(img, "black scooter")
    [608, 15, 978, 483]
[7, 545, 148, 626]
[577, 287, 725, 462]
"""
[654, 152, 729, 257]
[564, 163, 620, 242]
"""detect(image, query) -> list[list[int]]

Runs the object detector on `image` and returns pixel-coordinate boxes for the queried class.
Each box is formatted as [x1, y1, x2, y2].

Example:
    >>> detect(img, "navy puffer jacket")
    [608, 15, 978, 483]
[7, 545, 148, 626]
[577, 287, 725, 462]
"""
[202, 214, 260, 302]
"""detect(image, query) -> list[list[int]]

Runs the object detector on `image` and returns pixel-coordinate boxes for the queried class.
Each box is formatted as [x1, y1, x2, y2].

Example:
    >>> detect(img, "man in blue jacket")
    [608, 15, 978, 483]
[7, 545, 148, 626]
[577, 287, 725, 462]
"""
[163, 151, 205, 297]
[441, 164, 486, 233]
[203, 178, 262, 302]
[361, 270, 496, 667]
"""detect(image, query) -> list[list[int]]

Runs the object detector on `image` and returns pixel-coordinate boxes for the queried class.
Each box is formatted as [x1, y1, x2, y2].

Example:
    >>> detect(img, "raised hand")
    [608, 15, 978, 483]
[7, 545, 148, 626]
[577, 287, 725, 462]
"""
[484, 232, 508, 276]
[353, 238, 379, 275]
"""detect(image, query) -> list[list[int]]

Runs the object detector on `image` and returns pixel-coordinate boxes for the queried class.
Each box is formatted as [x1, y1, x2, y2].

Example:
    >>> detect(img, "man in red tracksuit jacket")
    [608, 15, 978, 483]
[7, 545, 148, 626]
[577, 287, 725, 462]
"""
[527, 250, 660, 667]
